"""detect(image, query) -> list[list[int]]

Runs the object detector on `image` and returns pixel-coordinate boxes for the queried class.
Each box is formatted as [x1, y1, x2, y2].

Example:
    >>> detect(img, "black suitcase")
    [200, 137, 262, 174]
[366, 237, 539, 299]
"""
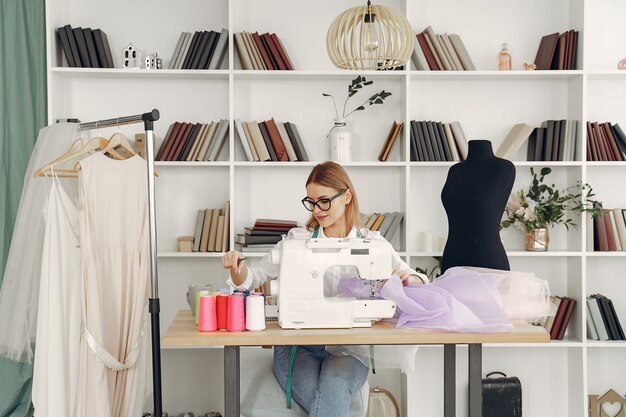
[482, 371, 522, 417]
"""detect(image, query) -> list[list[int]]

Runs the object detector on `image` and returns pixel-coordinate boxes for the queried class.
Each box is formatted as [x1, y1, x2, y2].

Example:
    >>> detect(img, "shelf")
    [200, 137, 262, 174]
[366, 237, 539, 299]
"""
[408, 251, 583, 257]
[155, 161, 230, 167]
[158, 252, 224, 258]
[50, 67, 230, 80]
[585, 252, 626, 257]
[585, 161, 626, 167]
[587, 70, 626, 80]
[232, 69, 407, 81]
[410, 70, 584, 81]
[586, 341, 626, 347]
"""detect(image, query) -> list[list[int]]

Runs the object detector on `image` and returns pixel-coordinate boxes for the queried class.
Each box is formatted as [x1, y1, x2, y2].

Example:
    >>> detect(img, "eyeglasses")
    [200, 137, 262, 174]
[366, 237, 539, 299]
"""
[301, 189, 347, 212]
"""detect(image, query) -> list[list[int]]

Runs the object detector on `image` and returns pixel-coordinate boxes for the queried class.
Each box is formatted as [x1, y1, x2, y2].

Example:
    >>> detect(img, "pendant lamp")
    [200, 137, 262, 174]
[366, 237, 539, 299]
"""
[326, 0, 413, 70]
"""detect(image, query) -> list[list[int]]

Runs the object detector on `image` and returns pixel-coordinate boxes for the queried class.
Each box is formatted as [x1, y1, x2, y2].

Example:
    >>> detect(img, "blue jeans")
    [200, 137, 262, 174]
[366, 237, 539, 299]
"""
[273, 345, 369, 417]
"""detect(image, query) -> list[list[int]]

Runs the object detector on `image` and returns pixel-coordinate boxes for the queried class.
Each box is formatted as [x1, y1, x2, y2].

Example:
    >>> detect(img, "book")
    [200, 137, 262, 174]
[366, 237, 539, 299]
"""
[242, 121, 260, 161]
[258, 122, 278, 161]
[450, 121, 468, 160]
[415, 121, 429, 161]
[283, 122, 309, 161]
[437, 34, 457, 70]
[156, 122, 177, 161]
[262, 33, 287, 70]
[215, 215, 225, 252]
[592, 294, 619, 340]
[587, 296, 610, 340]
[436, 122, 453, 161]
[73, 27, 91, 67]
[221, 201, 230, 252]
[556, 298, 576, 340]
[586, 301, 599, 340]
[442, 34, 463, 71]
[609, 123, 626, 159]
[411, 36, 429, 70]
[244, 227, 285, 236]
[243, 31, 263, 70]
[276, 122, 298, 161]
[603, 122, 623, 161]
[190, 31, 210, 69]
[207, 208, 221, 252]
[56, 26, 76, 67]
[197, 31, 220, 70]
[424, 26, 450, 70]
[234, 119, 254, 161]
[416, 33, 439, 70]
[270, 33, 293, 70]
[186, 123, 208, 161]
[377, 212, 395, 237]
[378, 121, 402, 161]
[384, 212, 403, 240]
[245, 121, 271, 161]
[364, 213, 379, 230]
[234, 32, 253, 70]
[192, 209, 205, 252]
[82, 28, 100, 68]
[534, 32, 559, 71]
[448, 34, 476, 70]
[544, 296, 560, 332]
[408, 121, 419, 161]
[496, 123, 534, 160]
[255, 219, 298, 226]
[205, 119, 229, 161]
[178, 123, 202, 161]
[550, 296, 570, 339]
[64, 24, 83, 67]
[608, 210, 623, 251]
[604, 211, 617, 251]
[418, 121, 435, 161]
[195, 122, 217, 161]
[199, 208, 212, 252]
[252, 31, 274, 70]
[166, 122, 192, 161]
[169, 32, 186, 69]
[265, 118, 289, 161]
[208, 28, 229, 70]
[236, 234, 283, 245]
[534, 127, 546, 161]
[607, 298, 625, 340]
[443, 123, 460, 161]
[371, 213, 385, 231]
[426, 121, 443, 161]
[182, 31, 201, 69]
[175, 32, 193, 69]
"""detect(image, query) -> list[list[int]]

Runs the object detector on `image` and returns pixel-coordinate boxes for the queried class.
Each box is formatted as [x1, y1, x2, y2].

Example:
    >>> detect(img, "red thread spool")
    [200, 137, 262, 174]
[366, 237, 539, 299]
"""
[198, 295, 217, 332]
[227, 294, 246, 332]
[216, 294, 229, 330]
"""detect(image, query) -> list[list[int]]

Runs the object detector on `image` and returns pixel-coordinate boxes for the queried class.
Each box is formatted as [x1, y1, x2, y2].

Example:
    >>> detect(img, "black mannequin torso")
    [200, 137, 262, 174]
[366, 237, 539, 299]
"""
[440, 140, 515, 273]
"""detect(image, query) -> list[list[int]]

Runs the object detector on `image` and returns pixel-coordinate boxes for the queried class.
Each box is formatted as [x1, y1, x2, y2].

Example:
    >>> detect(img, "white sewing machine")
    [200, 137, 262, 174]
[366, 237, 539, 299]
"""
[274, 237, 397, 329]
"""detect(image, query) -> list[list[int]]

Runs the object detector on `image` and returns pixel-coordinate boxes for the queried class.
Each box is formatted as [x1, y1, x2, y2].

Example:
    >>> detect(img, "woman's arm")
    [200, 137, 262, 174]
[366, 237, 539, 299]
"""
[222, 245, 280, 290]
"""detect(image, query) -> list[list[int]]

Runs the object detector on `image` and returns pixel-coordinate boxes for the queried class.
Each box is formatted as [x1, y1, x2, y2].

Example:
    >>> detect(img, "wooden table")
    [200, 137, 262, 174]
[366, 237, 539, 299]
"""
[163, 310, 549, 417]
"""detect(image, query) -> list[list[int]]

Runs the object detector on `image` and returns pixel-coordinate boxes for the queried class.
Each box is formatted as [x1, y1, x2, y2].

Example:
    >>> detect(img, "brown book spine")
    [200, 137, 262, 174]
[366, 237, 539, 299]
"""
[556, 298, 576, 340]
[602, 122, 623, 161]
[264, 118, 289, 161]
[586, 122, 596, 161]
[165, 122, 191, 161]
[550, 297, 570, 339]
[262, 33, 287, 70]
[252, 32, 274, 70]
[381, 122, 403, 161]
[595, 212, 609, 251]
[378, 122, 397, 161]
[156, 122, 179, 161]
[416, 33, 440, 70]
[259, 34, 278, 69]
[270, 33, 293, 70]
[592, 123, 609, 161]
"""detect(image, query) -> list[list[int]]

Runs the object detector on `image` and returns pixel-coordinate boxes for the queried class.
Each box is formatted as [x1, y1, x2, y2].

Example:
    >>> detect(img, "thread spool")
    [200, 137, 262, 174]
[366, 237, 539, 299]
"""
[198, 295, 217, 332]
[195, 290, 211, 325]
[216, 294, 229, 330]
[245, 294, 266, 331]
[227, 294, 246, 332]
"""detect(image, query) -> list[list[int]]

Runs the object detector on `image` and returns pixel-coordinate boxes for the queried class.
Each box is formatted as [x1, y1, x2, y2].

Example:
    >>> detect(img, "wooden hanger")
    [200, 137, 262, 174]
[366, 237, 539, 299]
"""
[35, 136, 126, 178]
[99, 132, 137, 158]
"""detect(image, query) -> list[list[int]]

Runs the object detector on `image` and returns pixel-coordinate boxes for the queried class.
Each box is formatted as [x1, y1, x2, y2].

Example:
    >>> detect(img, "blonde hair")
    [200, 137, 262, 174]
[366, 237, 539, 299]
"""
[305, 161, 362, 234]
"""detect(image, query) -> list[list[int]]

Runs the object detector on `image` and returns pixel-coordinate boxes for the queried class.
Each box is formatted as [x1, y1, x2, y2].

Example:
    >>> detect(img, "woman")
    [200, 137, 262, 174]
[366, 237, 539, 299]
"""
[222, 161, 426, 417]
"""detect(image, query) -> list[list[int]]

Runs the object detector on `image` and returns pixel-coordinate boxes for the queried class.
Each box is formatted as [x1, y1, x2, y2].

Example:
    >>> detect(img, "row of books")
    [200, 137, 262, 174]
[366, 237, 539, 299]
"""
[190, 202, 230, 253]
[409, 120, 469, 162]
[56, 24, 114, 68]
[587, 294, 625, 341]
[377, 122, 403, 162]
[411, 26, 475, 71]
[168, 29, 229, 70]
[235, 219, 297, 252]
[496, 120, 578, 161]
[234, 31, 294, 71]
[234, 119, 309, 162]
[534, 30, 579, 71]
[533, 296, 576, 340]
[593, 208, 626, 252]
[362, 212, 404, 241]
[156, 120, 229, 162]
[586, 121, 626, 162]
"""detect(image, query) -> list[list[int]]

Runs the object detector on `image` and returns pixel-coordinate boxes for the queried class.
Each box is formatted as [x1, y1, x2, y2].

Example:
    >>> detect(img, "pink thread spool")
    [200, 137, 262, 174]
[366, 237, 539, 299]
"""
[227, 294, 246, 332]
[198, 295, 217, 332]
[216, 294, 229, 330]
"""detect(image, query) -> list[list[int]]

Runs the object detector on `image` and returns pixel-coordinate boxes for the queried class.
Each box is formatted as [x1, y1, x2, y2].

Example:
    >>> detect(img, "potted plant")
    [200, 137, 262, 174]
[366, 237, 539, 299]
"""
[501, 167, 603, 251]
[323, 75, 392, 162]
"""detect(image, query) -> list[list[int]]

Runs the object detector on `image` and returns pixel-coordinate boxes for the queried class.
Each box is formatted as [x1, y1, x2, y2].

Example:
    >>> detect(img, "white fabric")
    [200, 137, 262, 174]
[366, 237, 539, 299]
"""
[32, 176, 82, 417]
[76, 152, 151, 417]
[0, 123, 80, 362]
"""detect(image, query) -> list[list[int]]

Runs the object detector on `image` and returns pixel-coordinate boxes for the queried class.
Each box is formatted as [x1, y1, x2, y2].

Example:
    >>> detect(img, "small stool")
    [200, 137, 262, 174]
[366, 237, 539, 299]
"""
[240, 348, 369, 417]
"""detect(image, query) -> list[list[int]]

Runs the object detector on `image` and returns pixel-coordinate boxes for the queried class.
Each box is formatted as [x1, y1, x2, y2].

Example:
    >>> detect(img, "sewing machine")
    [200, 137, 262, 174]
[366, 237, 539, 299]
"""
[274, 237, 397, 329]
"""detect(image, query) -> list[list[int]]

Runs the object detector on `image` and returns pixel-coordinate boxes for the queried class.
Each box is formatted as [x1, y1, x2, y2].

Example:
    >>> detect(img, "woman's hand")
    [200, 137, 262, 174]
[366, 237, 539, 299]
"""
[394, 270, 424, 286]
[222, 250, 245, 275]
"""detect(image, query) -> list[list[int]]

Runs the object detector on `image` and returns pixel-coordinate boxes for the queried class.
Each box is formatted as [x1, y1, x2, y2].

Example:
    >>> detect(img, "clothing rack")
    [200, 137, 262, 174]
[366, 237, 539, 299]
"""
[79, 109, 162, 417]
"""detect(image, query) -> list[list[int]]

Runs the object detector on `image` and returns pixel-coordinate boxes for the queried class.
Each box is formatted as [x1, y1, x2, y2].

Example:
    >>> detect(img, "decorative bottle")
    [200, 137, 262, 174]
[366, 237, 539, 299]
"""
[498, 43, 512, 71]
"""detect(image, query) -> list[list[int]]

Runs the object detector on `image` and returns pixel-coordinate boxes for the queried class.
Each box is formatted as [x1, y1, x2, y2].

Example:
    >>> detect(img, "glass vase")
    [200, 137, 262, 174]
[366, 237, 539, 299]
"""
[328, 118, 352, 162]
[525, 227, 549, 251]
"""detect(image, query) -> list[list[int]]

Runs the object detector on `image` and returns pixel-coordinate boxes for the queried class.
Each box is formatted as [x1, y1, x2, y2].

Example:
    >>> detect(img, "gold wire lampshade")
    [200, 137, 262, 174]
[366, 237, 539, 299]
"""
[326, 2, 413, 70]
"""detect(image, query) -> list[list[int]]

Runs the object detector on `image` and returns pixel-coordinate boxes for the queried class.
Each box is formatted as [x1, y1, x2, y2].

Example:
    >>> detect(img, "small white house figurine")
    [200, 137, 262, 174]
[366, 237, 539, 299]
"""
[122, 43, 142, 69]
[145, 53, 162, 70]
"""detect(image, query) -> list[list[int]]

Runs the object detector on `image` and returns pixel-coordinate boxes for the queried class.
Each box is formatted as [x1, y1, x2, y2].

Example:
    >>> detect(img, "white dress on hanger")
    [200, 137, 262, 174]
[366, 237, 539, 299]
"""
[32, 175, 82, 417]
[76, 152, 151, 417]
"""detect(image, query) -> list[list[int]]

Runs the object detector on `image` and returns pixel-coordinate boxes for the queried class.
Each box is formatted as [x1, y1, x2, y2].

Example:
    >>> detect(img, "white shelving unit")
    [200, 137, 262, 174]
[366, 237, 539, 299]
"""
[45, 0, 626, 415]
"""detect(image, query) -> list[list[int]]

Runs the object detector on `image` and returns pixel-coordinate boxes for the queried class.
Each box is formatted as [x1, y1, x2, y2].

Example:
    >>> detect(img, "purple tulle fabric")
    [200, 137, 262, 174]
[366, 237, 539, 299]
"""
[338, 267, 514, 333]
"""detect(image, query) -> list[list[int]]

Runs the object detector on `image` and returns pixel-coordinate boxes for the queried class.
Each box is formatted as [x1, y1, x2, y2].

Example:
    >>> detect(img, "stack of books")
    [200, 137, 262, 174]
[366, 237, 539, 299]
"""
[190, 202, 230, 253]
[587, 294, 625, 341]
[235, 219, 298, 252]
[234, 119, 308, 162]
[592, 209, 626, 252]
[168, 29, 229, 70]
[586, 121, 626, 161]
[56, 24, 114, 68]
[156, 120, 229, 162]
[534, 296, 576, 340]
[534, 30, 579, 70]
[526, 120, 578, 161]
[409, 120, 468, 162]
[234, 31, 294, 70]
[362, 212, 404, 241]
[378, 122, 403, 162]
[411, 25, 475, 71]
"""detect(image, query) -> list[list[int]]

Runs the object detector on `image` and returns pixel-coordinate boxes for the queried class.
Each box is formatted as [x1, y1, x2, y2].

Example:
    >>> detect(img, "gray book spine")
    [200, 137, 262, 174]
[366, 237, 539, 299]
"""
[209, 28, 229, 70]
[193, 209, 205, 252]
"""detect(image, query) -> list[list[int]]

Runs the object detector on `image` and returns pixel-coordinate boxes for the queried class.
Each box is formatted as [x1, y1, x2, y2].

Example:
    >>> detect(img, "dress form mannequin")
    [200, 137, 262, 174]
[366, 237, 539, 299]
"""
[440, 140, 515, 273]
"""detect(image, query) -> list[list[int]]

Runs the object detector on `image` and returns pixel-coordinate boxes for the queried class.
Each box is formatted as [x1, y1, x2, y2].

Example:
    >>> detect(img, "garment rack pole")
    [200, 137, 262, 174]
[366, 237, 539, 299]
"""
[79, 109, 163, 417]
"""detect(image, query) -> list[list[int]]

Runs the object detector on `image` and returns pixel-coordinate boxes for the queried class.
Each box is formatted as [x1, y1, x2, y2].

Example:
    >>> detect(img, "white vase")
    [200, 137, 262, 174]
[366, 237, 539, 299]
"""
[327, 118, 352, 162]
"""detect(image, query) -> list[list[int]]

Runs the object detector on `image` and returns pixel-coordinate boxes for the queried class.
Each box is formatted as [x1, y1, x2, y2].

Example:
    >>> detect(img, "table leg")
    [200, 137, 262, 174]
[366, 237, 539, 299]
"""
[444, 344, 456, 417]
[468, 344, 482, 417]
[224, 346, 240, 417]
